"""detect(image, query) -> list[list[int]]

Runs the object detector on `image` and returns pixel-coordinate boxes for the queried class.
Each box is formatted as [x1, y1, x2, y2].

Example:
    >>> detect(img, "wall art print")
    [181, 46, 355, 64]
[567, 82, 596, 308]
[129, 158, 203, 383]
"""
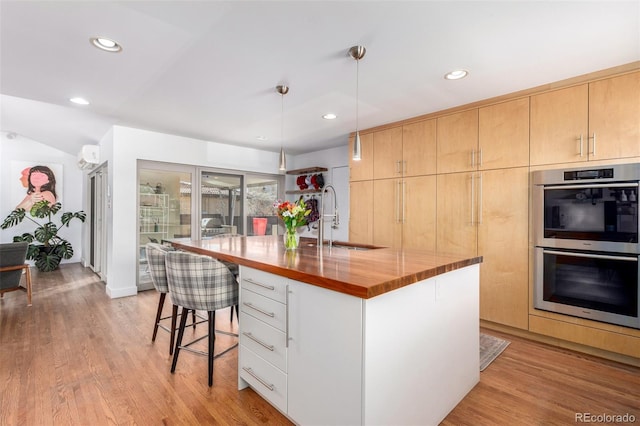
[11, 161, 63, 215]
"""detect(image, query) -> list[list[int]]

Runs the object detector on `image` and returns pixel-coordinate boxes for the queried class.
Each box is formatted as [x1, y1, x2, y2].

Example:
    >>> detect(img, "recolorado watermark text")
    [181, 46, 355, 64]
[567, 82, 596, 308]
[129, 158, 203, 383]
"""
[575, 412, 636, 423]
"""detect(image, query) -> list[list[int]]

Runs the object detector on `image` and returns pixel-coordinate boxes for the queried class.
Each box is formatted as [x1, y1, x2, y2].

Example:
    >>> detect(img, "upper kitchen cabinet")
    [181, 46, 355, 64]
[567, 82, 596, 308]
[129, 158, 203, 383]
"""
[402, 119, 437, 177]
[588, 71, 640, 160]
[530, 84, 589, 165]
[437, 109, 479, 174]
[531, 71, 640, 165]
[478, 98, 530, 169]
[373, 127, 403, 179]
[349, 133, 374, 182]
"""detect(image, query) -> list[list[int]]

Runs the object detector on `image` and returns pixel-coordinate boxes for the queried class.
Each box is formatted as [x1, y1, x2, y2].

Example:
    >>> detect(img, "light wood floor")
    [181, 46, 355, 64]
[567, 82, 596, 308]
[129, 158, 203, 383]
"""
[1, 264, 638, 425]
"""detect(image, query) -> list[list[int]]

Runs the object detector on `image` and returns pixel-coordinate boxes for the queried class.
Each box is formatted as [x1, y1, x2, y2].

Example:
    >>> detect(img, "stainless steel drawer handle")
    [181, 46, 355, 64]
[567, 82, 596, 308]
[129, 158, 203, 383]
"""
[543, 249, 638, 262]
[243, 302, 275, 318]
[242, 367, 274, 391]
[243, 278, 275, 291]
[242, 332, 275, 351]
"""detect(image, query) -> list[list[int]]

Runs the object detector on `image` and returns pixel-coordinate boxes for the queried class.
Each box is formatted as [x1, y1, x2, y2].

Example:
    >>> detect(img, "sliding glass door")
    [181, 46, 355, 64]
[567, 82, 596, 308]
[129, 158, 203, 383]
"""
[200, 172, 243, 237]
[138, 162, 194, 291]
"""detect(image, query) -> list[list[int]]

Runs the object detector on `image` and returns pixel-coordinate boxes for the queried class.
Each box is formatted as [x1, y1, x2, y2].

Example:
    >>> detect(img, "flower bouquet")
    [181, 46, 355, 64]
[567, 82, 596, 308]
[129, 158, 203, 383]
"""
[274, 198, 311, 250]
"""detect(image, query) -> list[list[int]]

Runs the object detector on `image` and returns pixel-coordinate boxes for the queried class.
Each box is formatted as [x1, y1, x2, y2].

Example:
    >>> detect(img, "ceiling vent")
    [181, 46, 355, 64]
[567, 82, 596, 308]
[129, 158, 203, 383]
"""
[77, 145, 100, 170]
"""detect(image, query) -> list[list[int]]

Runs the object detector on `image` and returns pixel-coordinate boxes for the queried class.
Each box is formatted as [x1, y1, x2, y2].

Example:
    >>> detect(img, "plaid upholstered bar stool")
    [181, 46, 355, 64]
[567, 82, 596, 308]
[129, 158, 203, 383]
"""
[145, 243, 200, 355]
[165, 250, 239, 387]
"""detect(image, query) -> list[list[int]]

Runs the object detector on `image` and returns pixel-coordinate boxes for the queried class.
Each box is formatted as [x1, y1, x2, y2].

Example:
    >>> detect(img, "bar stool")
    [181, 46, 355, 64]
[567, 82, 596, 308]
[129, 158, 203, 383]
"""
[165, 250, 239, 386]
[145, 243, 201, 355]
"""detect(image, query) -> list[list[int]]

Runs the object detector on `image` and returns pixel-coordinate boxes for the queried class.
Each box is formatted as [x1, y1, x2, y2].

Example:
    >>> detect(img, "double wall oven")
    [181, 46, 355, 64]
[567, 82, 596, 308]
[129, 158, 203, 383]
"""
[533, 163, 640, 329]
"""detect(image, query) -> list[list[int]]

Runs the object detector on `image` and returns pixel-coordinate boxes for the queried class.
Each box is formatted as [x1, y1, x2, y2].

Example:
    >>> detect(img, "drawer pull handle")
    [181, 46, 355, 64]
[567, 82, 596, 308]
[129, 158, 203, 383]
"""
[242, 332, 274, 351]
[244, 278, 275, 291]
[243, 302, 275, 318]
[242, 367, 274, 391]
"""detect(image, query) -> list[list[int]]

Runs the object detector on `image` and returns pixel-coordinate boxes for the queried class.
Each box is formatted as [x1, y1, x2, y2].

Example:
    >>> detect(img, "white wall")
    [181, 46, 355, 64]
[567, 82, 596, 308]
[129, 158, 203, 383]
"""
[289, 145, 350, 242]
[102, 126, 291, 298]
[0, 131, 84, 265]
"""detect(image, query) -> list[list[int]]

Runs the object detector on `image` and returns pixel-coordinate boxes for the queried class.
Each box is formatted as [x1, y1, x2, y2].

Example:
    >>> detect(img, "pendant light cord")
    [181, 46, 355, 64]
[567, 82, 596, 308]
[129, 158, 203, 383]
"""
[356, 58, 359, 133]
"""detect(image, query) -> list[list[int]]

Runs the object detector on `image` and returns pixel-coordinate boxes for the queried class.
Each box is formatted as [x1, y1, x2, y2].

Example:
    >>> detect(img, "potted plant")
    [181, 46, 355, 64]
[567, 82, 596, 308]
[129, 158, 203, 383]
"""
[1, 201, 86, 272]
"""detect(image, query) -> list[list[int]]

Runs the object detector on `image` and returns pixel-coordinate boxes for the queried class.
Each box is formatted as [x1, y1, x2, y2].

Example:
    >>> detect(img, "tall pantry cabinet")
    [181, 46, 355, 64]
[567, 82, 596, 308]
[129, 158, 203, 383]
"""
[436, 98, 530, 330]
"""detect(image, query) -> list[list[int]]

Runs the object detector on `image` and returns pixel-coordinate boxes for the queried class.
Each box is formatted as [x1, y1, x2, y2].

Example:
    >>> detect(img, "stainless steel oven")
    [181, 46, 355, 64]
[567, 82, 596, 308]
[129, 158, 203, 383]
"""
[534, 248, 639, 329]
[533, 163, 640, 329]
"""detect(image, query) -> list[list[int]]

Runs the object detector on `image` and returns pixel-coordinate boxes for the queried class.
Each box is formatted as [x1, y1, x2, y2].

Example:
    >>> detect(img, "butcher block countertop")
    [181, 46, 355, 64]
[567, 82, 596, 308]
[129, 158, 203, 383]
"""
[170, 236, 482, 299]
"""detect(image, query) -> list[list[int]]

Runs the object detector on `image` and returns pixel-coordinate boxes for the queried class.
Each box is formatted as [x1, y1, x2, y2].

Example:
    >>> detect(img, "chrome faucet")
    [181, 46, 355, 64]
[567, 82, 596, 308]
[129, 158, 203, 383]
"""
[318, 184, 339, 250]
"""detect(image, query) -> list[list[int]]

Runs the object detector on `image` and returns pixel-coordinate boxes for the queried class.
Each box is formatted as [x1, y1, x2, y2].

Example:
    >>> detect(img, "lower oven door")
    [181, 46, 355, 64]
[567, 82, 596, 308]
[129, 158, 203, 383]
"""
[534, 248, 640, 329]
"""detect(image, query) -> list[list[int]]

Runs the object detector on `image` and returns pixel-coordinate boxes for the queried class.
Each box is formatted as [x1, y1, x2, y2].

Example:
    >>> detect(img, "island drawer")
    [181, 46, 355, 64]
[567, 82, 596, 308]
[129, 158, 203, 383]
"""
[240, 267, 288, 303]
[240, 346, 287, 413]
[241, 288, 287, 332]
[240, 313, 287, 372]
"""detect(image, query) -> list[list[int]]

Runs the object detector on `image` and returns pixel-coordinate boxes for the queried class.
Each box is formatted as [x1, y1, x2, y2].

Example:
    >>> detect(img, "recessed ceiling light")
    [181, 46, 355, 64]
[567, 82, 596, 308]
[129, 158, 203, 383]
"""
[444, 69, 469, 80]
[90, 37, 122, 53]
[256, 136, 268, 141]
[322, 113, 337, 120]
[69, 97, 90, 105]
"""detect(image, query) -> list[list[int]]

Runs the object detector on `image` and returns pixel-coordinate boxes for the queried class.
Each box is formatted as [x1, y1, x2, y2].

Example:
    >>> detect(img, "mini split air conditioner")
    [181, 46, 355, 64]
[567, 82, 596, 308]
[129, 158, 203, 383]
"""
[77, 145, 100, 170]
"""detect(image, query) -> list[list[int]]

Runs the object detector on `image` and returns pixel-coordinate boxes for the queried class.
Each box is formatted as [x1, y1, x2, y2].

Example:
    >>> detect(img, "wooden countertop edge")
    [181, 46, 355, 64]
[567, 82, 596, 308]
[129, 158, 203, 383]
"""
[171, 240, 482, 299]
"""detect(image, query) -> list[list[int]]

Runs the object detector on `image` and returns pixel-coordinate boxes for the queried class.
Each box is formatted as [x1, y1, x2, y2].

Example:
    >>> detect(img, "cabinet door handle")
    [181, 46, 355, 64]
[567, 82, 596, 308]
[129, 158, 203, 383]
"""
[242, 332, 275, 351]
[589, 133, 596, 156]
[478, 173, 483, 224]
[470, 173, 475, 225]
[577, 134, 583, 157]
[471, 149, 476, 167]
[242, 367, 275, 391]
[243, 278, 275, 291]
[242, 302, 275, 318]
[478, 149, 483, 167]
[396, 180, 401, 224]
[285, 285, 290, 348]
[402, 160, 407, 175]
[395, 160, 401, 174]
[401, 180, 406, 224]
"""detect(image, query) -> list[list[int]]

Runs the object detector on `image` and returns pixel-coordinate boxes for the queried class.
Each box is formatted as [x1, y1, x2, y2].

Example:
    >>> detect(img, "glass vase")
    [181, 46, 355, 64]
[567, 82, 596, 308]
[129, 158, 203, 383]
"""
[283, 228, 300, 250]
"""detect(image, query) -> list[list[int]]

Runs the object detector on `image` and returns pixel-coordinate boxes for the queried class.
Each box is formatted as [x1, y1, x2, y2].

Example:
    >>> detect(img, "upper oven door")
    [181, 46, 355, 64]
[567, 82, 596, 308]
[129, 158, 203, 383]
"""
[533, 181, 639, 253]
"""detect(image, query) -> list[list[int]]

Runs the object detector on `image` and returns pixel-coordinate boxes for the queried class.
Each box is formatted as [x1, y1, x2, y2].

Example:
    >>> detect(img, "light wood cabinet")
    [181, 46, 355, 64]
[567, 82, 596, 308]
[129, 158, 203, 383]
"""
[588, 71, 640, 160]
[436, 172, 477, 257]
[372, 179, 403, 248]
[530, 84, 589, 165]
[349, 133, 374, 181]
[349, 180, 373, 245]
[531, 71, 640, 165]
[478, 98, 530, 169]
[436, 109, 479, 174]
[373, 127, 403, 179]
[402, 119, 437, 176]
[477, 167, 529, 329]
[402, 175, 436, 251]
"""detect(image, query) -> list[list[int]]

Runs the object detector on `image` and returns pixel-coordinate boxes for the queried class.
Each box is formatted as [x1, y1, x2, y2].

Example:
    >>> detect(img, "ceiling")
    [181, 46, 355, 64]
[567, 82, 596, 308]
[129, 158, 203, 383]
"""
[1, 1, 638, 157]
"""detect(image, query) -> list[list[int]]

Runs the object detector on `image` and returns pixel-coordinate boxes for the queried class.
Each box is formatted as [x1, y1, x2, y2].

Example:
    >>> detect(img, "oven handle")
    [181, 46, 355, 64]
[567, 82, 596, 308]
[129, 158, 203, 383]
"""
[543, 183, 638, 190]
[542, 249, 639, 262]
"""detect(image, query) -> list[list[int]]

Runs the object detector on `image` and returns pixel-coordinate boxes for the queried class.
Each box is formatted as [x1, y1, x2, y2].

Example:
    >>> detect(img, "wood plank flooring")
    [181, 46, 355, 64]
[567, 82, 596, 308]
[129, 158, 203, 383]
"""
[1, 263, 638, 425]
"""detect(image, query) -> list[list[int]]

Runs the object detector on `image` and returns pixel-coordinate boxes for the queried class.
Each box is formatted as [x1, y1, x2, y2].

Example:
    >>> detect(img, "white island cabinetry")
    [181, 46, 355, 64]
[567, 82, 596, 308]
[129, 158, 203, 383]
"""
[238, 264, 480, 426]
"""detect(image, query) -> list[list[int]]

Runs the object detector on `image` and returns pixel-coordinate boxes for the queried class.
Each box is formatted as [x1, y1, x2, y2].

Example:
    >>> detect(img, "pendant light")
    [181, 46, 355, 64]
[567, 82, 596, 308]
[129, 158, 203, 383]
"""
[349, 45, 366, 161]
[276, 84, 289, 171]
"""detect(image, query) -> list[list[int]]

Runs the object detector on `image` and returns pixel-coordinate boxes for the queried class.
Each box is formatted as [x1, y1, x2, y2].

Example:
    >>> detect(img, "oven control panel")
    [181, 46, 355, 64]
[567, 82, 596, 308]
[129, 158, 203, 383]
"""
[564, 168, 614, 181]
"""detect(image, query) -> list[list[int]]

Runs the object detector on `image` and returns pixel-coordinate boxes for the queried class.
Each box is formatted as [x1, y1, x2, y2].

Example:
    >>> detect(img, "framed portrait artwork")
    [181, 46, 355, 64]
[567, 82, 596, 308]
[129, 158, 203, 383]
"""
[11, 161, 63, 215]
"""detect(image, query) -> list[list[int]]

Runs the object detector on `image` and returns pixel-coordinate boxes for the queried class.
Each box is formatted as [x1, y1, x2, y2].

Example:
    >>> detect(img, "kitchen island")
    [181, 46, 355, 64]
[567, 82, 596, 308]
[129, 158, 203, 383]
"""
[172, 236, 482, 426]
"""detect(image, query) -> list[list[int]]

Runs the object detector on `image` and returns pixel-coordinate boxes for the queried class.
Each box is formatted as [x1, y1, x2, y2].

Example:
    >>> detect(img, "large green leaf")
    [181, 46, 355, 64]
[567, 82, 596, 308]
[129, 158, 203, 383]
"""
[34, 222, 58, 244]
[53, 240, 74, 259]
[61, 211, 86, 226]
[34, 251, 62, 272]
[1, 208, 26, 229]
